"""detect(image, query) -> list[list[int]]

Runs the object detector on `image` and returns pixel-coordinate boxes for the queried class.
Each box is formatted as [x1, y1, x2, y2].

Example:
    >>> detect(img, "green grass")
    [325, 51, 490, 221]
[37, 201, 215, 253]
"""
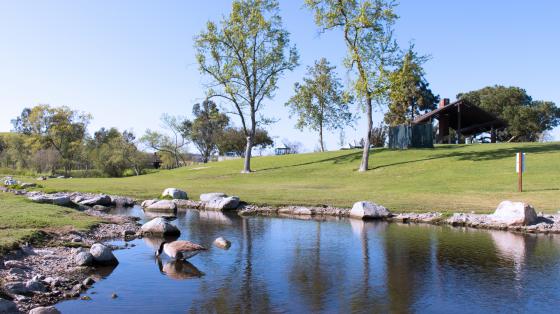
[24, 142, 560, 213]
[0, 193, 99, 253]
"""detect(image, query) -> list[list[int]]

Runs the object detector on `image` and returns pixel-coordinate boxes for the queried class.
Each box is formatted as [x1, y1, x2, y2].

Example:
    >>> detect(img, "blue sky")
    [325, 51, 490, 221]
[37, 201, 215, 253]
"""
[0, 0, 559, 152]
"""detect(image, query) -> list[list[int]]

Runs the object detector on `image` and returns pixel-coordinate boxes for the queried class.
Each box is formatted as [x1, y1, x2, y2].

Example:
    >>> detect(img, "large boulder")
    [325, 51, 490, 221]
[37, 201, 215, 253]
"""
[74, 252, 94, 266]
[110, 195, 135, 207]
[4, 281, 30, 295]
[30, 306, 61, 314]
[25, 279, 46, 292]
[349, 201, 391, 219]
[205, 196, 240, 211]
[0, 298, 18, 314]
[490, 201, 538, 226]
[200, 192, 227, 202]
[28, 194, 72, 206]
[146, 200, 177, 212]
[90, 243, 119, 266]
[79, 194, 112, 206]
[140, 217, 181, 236]
[162, 188, 188, 200]
[141, 199, 158, 208]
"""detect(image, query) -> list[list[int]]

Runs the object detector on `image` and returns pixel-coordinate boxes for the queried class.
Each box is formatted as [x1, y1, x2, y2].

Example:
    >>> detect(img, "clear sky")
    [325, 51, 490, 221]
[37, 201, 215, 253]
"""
[1, 0, 559, 152]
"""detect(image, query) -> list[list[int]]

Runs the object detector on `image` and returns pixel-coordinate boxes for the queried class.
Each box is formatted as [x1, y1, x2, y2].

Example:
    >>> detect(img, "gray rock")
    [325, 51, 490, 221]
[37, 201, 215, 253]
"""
[111, 196, 134, 207]
[74, 252, 94, 266]
[162, 188, 188, 200]
[279, 206, 314, 216]
[0, 298, 18, 314]
[4, 281, 30, 295]
[490, 201, 538, 226]
[20, 182, 37, 188]
[28, 194, 72, 206]
[79, 195, 112, 206]
[25, 279, 46, 292]
[350, 201, 391, 219]
[200, 192, 227, 202]
[3, 178, 17, 186]
[205, 196, 240, 211]
[213, 237, 231, 249]
[140, 217, 181, 236]
[90, 243, 118, 266]
[146, 200, 177, 212]
[29, 306, 61, 314]
[92, 205, 110, 212]
[83, 277, 95, 286]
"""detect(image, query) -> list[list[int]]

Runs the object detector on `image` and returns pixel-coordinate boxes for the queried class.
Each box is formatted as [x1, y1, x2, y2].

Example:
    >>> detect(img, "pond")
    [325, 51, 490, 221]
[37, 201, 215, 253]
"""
[56, 206, 560, 313]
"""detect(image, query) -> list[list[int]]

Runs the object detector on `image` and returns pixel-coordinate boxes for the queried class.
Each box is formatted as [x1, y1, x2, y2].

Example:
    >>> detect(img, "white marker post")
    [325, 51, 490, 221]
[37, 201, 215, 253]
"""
[516, 152, 525, 192]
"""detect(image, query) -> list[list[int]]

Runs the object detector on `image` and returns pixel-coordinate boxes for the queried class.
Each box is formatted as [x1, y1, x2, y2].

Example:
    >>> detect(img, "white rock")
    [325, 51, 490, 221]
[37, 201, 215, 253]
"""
[3, 179, 17, 186]
[141, 199, 158, 208]
[146, 200, 177, 212]
[79, 194, 112, 206]
[349, 201, 391, 219]
[490, 201, 538, 226]
[213, 237, 231, 249]
[30, 306, 61, 314]
[0, 298, 18, 313]
[200, 192, 227, 202]
[205, 196, 240, 211]
[279, 206, 314, 215]
[140, 217, 181, 236]
[28, 194, 72, 206]
[162, 188, 188, 200]
[90, 243, 118, 266]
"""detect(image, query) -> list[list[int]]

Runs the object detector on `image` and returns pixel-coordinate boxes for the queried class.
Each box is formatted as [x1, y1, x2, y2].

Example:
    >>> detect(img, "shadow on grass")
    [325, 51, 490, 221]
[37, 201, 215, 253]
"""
[257, 143, 560, 172]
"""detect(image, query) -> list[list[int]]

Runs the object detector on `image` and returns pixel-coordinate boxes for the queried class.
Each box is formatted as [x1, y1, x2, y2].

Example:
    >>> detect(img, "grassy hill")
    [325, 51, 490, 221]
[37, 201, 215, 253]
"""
[34, 142, 560, 213]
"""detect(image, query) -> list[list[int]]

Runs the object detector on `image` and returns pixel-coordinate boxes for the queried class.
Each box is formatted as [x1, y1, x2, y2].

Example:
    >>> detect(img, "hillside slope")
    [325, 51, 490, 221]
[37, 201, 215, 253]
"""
[38, 142, 560, 212]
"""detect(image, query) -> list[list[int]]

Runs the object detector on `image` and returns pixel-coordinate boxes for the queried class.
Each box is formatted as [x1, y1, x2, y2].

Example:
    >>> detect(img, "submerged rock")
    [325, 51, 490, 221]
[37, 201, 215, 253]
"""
[30, 306, 61, 314]
[162, 188, 188, 200]
[90, 243, 119, 266]
[140, 217, 181, 236]
[490, 201, 538, 226]
[213, 237, 231, 249]
[350, 201, 391, 219]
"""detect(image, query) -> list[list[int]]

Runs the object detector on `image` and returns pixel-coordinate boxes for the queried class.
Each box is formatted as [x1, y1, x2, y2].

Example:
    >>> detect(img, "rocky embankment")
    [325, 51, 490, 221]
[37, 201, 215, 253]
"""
[1, 188, 140, 313]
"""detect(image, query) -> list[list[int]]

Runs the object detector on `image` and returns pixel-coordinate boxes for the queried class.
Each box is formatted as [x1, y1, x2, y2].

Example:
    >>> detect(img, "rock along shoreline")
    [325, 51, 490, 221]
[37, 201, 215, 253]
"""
[2, 187, 560, 313]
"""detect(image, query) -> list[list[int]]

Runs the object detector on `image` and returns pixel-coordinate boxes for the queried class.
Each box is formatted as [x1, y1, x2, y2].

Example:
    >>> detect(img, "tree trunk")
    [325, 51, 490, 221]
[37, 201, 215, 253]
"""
[319, 122, 325, 152]
[359, 96, 373, 172]
[242, 136, 253, 173]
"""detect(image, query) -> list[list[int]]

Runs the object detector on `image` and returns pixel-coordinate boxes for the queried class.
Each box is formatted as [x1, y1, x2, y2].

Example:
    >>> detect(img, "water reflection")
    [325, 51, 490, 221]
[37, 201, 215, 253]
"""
[56, 207, 560, 313]
[156, 258, 204, 280]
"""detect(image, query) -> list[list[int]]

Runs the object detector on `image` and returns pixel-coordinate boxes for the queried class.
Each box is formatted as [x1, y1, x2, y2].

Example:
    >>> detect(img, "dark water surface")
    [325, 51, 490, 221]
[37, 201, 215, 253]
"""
[56, 206, 560, 313]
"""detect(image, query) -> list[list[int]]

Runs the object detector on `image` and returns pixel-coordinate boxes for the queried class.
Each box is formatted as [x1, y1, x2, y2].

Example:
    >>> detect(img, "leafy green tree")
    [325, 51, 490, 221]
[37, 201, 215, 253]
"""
[141, 114, 189, 168]
[216, 127, 273, 157]
[457, 85, 560, 142]
[182, 100, 229, 163]
[384, 46, 439, 126]
[15, 105, 91, 175]
[286, 58, 354, 152]
[305, 0, 399, 172]
[195, 0, 299, 173]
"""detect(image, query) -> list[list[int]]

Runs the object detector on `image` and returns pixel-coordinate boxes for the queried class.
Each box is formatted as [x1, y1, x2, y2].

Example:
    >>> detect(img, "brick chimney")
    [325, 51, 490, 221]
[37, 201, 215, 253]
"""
[438, 98, 450, 108]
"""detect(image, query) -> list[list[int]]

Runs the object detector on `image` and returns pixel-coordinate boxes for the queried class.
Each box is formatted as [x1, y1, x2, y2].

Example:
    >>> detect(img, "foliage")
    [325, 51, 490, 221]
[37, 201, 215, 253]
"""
[216, 127, 273, 157]
[370, 123, 387, 147]
[384, 46, 439, 126]
[305, 0, 400, 171]
[141, 114, 189, 168]
[12, 105, 91, 175]
[181, 100, 229, 163]
[457, 85, 560, 142]
[286, 58, 354, 151]
[195, 0, 299, 172]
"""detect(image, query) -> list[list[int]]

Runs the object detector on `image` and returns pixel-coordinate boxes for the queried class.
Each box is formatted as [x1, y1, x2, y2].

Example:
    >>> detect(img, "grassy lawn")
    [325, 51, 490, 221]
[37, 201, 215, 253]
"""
[30, 142, 560, 213]
[0, 193, 99, 253]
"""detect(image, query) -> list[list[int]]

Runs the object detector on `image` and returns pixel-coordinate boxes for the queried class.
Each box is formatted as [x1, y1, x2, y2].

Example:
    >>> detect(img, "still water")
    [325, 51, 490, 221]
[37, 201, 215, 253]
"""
[56, 206, 560, 313]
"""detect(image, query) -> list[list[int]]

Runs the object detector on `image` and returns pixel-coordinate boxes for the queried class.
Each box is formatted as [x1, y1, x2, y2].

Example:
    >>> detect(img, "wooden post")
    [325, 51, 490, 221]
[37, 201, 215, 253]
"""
[516, 152, 524, 192]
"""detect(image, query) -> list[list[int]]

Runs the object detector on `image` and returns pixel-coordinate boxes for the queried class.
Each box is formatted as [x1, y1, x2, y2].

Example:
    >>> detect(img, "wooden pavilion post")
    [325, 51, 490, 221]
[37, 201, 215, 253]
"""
[457, 102, 462, 144]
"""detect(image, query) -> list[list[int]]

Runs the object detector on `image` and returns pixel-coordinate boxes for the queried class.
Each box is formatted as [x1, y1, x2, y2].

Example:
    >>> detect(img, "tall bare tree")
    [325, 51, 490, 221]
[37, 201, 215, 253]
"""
[305, 0, 399, 171]
[195, 0, 298, 173]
